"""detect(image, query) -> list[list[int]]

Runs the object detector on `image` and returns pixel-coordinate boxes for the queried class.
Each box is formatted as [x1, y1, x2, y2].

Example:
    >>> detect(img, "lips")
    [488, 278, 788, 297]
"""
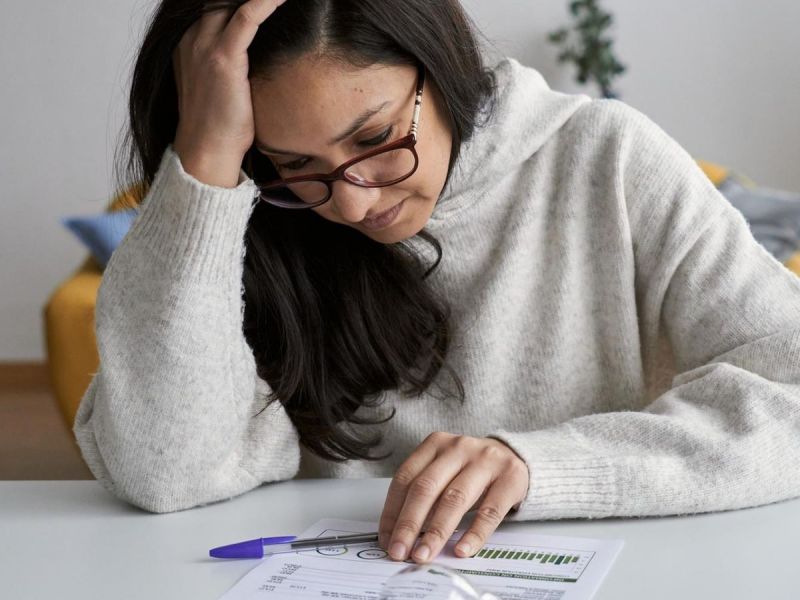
[361, 199, 404, 230]
[361, 200, 405, 230]
[365, 203, 397, 222]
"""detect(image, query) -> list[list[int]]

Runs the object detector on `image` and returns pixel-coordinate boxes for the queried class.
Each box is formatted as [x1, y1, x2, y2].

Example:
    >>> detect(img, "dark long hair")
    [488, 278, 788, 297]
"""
[114, 0, 497, 461]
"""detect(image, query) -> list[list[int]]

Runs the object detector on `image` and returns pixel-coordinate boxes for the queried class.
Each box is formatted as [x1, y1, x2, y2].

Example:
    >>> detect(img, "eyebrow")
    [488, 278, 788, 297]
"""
[255, 100, 393, 156]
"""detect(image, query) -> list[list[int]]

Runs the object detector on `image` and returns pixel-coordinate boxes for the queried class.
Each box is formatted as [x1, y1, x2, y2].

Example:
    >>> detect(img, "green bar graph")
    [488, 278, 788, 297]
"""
[474, 546, 582, 566]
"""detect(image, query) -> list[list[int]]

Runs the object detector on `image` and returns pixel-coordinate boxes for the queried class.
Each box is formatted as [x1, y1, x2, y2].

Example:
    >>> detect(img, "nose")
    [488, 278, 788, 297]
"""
[330, 179, 382, 224]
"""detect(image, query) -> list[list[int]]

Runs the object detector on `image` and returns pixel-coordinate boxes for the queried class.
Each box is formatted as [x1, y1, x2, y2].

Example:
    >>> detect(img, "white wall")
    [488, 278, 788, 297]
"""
[464, 0, 800, 190]
[0, 1, 150, 361]
[1, 0, 799, 361]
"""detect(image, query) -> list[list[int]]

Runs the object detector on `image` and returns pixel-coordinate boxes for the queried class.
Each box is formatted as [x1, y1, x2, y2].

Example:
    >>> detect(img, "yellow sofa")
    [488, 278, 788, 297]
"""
[43, 165, 800, 430]
[44, 184, 145, 428]
[696, 159, 800, 275]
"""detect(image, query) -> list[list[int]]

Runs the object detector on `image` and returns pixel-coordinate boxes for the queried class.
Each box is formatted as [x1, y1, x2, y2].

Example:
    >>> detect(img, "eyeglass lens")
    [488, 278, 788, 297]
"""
[262, 146, 417, 207]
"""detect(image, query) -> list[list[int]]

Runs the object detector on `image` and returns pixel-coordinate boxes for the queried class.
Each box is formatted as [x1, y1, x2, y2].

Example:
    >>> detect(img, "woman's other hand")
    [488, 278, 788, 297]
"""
[378, 432, 530, 563]
[171, 0, 287, 186]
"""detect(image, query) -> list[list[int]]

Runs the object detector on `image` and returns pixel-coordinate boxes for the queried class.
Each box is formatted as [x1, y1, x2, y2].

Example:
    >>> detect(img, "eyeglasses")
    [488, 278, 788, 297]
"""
[249, 63, 425, 209]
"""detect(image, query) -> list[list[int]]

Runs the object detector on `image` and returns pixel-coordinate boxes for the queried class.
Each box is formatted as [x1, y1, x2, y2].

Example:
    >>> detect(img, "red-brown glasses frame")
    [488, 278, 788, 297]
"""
[251, 62, 426, 209]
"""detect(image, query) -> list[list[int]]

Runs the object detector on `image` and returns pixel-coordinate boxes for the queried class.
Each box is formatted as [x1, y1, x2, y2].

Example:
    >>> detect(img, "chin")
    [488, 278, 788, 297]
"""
[362, 220, 421, 244]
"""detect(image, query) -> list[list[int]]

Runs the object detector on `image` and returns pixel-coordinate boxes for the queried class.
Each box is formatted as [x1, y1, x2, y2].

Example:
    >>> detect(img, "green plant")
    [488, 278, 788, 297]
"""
[548, 0, 627, 98]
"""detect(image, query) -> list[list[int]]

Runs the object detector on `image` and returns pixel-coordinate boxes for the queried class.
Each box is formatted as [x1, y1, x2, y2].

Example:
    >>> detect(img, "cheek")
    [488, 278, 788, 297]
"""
[415, 131, 449, 192]
[418, 108, 452, 195]
[311, 204, 337, 222]
[405, 147, 439, 195]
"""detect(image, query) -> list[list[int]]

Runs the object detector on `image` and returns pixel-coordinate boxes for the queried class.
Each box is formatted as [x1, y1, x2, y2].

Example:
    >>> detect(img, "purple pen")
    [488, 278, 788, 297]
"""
[209, 532, 381, 559]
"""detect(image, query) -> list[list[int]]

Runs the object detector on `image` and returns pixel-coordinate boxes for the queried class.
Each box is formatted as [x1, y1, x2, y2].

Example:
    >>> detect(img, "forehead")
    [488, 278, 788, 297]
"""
[250, 57, 415, 147]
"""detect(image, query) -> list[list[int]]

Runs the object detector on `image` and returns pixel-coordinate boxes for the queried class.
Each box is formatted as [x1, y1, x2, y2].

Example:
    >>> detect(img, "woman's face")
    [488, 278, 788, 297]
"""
[250, 55, 453, 244]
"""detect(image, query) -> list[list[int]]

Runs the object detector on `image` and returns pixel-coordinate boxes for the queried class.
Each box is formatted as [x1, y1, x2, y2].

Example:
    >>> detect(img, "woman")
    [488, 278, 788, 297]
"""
[74, 0, 800, 565]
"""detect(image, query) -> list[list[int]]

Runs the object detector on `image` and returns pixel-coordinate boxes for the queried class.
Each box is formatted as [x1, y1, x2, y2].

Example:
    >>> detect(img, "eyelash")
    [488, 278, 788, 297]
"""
[277, 126, 395, 171]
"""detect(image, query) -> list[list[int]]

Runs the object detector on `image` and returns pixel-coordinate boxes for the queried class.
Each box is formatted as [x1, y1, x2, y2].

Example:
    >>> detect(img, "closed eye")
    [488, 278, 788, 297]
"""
[361, 125, 394, 147]
[277, 126, 395, 171]
[276, 158, 308, 171]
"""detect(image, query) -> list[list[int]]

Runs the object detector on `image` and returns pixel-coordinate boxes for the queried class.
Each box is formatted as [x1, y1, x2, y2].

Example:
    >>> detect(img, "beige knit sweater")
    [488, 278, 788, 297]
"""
[74, 57, 800, 517]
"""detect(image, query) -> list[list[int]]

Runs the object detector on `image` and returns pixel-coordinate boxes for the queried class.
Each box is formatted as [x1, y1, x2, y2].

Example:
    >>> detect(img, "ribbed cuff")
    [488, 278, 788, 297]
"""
[488, 428, 619, 521]
[126, 144, 260, 283]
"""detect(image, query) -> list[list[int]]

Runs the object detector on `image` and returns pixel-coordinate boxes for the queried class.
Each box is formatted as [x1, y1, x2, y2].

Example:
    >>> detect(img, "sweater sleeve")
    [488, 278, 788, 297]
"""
[73, 144, 301, 513]
[490, 101, 800, 521]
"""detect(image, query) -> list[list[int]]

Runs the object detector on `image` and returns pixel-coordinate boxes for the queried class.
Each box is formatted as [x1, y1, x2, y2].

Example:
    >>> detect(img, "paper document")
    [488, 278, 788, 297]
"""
[218, 518, 623, 599]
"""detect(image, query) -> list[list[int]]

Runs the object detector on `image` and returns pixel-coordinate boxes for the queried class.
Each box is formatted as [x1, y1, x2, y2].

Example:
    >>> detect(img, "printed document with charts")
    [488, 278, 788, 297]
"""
[218, 518, 623, 599]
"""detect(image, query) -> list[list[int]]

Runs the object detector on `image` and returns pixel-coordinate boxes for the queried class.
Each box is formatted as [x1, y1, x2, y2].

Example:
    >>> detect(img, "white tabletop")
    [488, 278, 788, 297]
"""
[1, 479, 798, 599]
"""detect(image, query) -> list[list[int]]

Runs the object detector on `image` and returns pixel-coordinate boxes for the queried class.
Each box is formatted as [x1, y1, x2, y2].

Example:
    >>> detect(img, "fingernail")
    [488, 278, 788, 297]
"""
[414, 544, 430, 562]
[390, 542, 406, 560]
[456, 542, 471, 556]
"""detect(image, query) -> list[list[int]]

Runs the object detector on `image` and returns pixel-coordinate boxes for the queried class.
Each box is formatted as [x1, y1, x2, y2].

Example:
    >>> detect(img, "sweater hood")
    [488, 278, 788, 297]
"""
[428, 56, 592, 223]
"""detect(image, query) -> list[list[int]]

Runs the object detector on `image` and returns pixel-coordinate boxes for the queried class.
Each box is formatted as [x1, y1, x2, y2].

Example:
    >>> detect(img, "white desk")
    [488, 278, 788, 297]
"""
[1, 479, 798, 599]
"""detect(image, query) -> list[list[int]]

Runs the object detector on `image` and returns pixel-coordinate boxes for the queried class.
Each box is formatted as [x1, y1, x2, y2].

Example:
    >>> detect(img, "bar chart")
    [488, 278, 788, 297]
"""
[453, 541, 595, 583]
[473, 546, 581, 565]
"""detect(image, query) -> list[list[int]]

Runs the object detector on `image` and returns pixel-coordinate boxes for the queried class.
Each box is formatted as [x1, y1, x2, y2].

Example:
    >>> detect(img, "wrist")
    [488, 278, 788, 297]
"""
[172, 140, 245, 189]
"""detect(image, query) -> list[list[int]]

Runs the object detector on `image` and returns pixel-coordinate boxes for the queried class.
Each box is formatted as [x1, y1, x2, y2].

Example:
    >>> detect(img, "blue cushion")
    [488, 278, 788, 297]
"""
[718, 177, 800, 262]
[61, 208, 139, 267]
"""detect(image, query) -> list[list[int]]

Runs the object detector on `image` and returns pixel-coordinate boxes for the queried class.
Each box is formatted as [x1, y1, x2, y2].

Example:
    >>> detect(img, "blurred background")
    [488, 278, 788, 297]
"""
[1, 0, 799, 479]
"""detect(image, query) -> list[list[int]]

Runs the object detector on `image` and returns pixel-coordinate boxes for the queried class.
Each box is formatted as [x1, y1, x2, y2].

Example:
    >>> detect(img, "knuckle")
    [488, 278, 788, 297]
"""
[476, 504, 504, 525]
[509, 459, 528, 478]
[206, 50, 228, 70]
[392, 468, 416, 488]
[479, 444, 504, 461]
[409, 476, 438, 498]
[440, 486, 468, 509]
[425, 431, 448, 445]
[234, 5, 258, 26]
[422, 525, 449, 544]
[393, 519, 421, 537]
[452, 435, 473, 450]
